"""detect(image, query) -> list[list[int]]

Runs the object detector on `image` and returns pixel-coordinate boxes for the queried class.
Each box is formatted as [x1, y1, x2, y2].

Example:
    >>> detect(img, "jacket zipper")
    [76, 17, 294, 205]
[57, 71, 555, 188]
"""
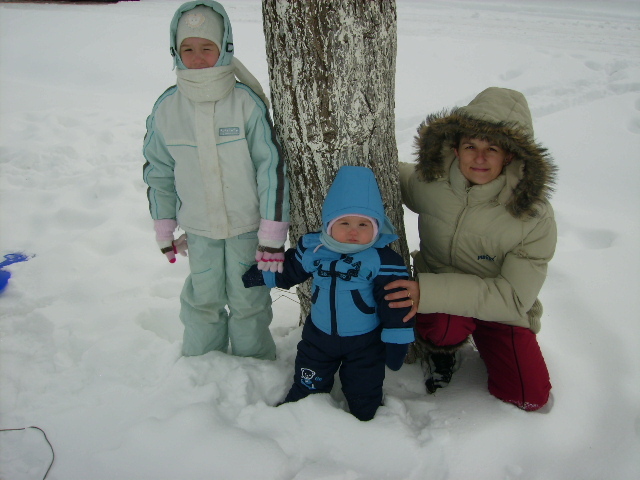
[450, 189, 471, 265]
[329, 258, 339, 336]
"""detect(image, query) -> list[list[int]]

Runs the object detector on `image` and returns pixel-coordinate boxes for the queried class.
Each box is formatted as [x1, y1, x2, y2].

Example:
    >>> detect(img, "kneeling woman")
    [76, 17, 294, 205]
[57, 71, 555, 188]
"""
[386, 87, 558, 411]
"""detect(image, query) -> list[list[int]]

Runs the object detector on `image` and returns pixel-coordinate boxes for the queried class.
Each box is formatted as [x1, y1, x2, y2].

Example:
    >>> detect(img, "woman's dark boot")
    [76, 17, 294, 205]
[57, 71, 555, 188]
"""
[421, 337, 468, 394]
[425, 351, 458, 393]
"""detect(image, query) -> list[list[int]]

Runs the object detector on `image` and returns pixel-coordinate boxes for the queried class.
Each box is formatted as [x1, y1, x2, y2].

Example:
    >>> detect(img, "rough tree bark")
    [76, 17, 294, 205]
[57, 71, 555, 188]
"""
[262, 0, 409, 323]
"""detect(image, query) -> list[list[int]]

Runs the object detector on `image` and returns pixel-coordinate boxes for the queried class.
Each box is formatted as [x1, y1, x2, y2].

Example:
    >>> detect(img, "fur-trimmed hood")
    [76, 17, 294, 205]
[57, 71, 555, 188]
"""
[414, 87, 557, 219]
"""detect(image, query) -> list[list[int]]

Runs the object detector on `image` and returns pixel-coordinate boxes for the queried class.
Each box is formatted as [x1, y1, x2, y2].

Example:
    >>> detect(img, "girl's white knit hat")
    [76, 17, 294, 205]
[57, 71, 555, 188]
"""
[176, 5, 224, 52]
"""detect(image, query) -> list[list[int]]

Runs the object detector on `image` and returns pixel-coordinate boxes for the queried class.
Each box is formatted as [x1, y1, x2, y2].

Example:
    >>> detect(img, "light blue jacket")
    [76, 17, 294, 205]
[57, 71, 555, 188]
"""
[143, 0, 289, 239]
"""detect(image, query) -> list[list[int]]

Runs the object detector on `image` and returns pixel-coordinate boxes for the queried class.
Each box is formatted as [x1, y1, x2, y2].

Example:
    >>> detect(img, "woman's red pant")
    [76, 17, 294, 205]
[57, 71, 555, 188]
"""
[416, 313, 551, 411]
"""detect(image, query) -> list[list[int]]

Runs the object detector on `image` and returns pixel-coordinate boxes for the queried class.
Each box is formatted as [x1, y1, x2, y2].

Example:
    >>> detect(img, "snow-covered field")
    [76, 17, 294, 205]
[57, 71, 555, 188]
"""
[1, 0, 639, 479]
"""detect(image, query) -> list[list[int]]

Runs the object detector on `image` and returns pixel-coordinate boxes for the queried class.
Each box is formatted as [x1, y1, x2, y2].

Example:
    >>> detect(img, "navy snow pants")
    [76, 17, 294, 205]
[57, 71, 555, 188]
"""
[284, 319, 385, 421]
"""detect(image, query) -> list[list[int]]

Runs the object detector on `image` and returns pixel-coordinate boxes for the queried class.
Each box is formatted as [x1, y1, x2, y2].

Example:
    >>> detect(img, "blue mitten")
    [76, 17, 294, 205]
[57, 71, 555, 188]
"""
[242, 264, 266, 288]
[385, 343, 409, 371]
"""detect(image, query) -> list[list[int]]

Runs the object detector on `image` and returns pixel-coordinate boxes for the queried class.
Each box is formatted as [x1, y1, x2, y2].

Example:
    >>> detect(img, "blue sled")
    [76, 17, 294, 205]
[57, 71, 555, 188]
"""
[0, 253, 31, 294]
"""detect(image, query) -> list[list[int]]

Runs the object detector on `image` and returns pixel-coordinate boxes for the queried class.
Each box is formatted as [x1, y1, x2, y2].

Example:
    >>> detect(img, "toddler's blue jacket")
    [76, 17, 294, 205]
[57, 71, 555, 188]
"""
[264, 234, 414, 344]
[261, 166, 414, 345]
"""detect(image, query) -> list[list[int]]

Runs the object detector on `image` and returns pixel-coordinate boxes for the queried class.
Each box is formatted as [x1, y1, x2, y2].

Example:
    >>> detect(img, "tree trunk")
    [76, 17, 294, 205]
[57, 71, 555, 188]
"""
[262, 0, 409, 323]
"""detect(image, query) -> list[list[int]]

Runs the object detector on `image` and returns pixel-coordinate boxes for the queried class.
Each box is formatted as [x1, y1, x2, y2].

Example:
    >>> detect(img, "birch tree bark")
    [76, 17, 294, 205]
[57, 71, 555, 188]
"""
[262, 0, 409, 322]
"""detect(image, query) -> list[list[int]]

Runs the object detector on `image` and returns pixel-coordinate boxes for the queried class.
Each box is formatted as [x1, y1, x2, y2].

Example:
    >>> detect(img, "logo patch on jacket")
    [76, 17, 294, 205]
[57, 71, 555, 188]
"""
[219, 127, 240, 136]
[314, 256, 361, 281]
[477, 254, 496, 262]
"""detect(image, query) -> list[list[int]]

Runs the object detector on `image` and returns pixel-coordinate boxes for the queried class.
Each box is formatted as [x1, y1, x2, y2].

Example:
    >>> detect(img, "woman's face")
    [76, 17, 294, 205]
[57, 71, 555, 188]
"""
[455, 137, 512, 185]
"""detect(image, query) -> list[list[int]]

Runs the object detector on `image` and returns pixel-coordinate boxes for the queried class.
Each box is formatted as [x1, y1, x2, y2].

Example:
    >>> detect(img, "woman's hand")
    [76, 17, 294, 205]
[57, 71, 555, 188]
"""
[384, 279, 420, 322]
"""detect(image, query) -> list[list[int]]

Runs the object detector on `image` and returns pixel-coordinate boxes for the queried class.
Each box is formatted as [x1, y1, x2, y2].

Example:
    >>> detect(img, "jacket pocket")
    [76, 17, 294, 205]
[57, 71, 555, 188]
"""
[350, 290, 376, 315]
[311, 286, 319, 304]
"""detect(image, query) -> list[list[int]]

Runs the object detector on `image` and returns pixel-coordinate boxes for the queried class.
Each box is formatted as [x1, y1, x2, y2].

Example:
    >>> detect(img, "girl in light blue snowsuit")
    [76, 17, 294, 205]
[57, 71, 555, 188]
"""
[143, 1, 289, 360]
[243, 167, 415, 420]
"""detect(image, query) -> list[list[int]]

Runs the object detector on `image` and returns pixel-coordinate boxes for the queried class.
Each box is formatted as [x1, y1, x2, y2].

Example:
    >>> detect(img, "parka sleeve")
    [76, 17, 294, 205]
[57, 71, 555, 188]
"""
[372, 247, 415, 344]
[417, 207, 557, 329]
[398, 162, 420, 213]
[142, 112, 178, 220]
[244, 94, 290, 224]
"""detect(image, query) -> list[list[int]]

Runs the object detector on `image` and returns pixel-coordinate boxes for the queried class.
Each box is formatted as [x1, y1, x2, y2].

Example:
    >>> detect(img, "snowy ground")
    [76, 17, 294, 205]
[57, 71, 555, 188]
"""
[1, 0, 639, 479]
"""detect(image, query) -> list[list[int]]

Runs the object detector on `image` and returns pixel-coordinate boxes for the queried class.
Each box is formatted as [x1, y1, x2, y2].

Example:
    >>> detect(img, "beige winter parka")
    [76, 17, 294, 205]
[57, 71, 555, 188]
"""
[399, 88, 558, 333]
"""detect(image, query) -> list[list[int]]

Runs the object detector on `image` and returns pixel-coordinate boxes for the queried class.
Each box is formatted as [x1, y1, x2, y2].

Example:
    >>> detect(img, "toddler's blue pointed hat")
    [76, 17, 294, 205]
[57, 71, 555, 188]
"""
[322, 166, 395, 236]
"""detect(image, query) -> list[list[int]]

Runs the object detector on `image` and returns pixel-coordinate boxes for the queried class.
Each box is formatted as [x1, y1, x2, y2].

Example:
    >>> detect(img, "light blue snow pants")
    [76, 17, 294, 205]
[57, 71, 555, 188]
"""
[179, 232, 276, 360]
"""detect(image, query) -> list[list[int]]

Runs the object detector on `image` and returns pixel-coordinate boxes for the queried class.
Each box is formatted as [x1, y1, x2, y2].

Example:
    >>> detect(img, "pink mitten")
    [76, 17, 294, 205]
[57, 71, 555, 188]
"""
[154, 219, 179, 263]
[256, 248, 285, 273]
[256, 219, 289, 273]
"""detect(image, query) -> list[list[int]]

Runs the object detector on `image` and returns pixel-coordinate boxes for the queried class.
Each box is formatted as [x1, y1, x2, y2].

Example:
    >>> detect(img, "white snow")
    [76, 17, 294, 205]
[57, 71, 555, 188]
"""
[1, 0, 639, 479]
